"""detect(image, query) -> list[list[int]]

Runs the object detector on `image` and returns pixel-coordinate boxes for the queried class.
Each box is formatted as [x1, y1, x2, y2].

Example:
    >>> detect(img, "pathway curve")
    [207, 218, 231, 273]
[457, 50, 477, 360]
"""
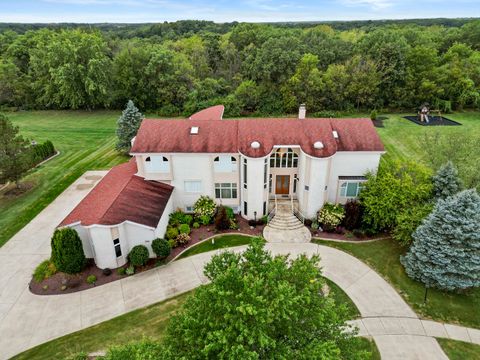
[0, 173, 477, 359]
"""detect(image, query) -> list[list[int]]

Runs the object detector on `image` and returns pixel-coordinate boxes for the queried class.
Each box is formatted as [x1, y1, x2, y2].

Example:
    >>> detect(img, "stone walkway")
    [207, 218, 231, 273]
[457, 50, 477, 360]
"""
[0, 174, 478, 359]
[263, 201, 311, 243]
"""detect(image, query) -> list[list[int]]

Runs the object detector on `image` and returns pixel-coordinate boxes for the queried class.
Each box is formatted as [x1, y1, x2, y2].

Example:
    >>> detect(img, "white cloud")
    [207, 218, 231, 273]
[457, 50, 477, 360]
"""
[342, 0, 394, 9]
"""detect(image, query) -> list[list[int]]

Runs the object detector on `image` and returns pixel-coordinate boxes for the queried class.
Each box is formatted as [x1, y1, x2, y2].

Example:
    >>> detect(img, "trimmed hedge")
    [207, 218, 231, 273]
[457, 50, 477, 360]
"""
[51, 228, 87, 274]
[152, 238, 171, 258]
[128, 245, 149, 267]
[31, 140, 55, 165]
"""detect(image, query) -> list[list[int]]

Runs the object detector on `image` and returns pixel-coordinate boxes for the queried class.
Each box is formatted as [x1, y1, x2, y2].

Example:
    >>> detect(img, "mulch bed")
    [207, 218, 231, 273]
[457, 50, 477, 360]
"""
[403, 115, 461, 126]
[30, 215, 265, 295]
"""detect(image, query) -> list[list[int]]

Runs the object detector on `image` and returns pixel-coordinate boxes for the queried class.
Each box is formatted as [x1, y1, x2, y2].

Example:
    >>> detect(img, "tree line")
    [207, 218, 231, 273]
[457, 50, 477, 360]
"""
[0, 20, 479, 115]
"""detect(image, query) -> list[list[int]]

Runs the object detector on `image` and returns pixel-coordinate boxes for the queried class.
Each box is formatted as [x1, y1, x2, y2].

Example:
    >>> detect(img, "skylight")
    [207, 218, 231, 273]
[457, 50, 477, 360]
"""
[190, 126, 199, 135]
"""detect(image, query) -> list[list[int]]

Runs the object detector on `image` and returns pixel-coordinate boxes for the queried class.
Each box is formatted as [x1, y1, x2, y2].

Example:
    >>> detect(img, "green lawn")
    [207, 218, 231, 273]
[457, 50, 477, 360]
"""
[437, 338, 480, 360]
[0, 110, 127, 247]
[175, 234, 261, 259]
[315, 238, 480, 328]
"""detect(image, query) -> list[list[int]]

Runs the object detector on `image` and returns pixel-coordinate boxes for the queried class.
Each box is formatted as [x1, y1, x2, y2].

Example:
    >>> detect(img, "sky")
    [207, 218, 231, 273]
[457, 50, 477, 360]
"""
[0, 0, 479, 23]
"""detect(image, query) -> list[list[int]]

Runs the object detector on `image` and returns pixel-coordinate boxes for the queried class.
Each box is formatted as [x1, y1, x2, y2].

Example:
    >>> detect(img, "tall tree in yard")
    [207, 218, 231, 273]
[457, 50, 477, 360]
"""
[401, 189, 480, 291]
[116, 100, 144, 152]
[0, 114, 32, 188]
[432, 161, 463, 200]
[161, 239, 368, 359]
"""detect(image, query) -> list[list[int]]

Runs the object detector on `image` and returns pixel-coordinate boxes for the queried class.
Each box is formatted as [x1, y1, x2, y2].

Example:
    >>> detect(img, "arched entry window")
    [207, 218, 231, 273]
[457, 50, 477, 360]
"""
[269, 148, 298, 168]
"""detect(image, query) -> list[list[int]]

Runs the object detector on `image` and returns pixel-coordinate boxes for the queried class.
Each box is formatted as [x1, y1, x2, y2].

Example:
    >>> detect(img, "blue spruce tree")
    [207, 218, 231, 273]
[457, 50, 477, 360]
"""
[432, 161, 463, 200]
[401, 189, 480, 291]
[116, 100, 144, 152]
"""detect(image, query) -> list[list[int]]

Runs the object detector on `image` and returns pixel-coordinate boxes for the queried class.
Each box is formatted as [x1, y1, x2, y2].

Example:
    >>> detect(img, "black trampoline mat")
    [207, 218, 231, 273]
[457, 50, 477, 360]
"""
[403, 116, 461, 126]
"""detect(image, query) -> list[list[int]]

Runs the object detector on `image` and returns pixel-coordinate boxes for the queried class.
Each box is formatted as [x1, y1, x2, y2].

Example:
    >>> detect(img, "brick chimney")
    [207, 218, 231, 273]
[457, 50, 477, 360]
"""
[298, 104, 306, 119]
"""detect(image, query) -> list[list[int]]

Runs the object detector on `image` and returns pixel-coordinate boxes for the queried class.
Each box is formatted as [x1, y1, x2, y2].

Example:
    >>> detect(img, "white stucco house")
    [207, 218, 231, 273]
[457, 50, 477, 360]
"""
[59, 104, 385, 269]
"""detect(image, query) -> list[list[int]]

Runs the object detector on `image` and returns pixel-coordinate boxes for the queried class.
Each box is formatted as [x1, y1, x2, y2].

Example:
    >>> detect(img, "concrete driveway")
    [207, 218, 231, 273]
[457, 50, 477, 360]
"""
[0, 171, 469, 359]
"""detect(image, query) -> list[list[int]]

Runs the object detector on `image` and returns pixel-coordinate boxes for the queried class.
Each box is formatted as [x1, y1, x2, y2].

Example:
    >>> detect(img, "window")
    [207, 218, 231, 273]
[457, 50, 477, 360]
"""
[243, 158, 247, 189]
[185, 205, 194, 213]
[263, 201, 267, 216]
[214, 155, 237, 172]
[269, 148, 299, 168]
[264, 159, 268, 189]
[243, 201, 248, 216]
[293, 174, 298, 193]
[269, 174, 273, 193]
[215, 183, 237, 199]
[339, 181, 365, 198]
[184, 180, 202, 193]
[145, 155, 169, 173]
[113, 239, 122, 258]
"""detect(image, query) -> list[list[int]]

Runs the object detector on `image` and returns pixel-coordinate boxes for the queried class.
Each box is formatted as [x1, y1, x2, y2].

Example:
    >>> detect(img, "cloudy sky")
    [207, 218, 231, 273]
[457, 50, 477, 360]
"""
[1, 0, 479, 23]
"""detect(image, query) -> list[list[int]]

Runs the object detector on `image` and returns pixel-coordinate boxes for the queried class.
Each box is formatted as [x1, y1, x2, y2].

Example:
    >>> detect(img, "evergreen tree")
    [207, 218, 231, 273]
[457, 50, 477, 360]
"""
[432, 161, 463, 200]
[115, 100, 144, 152]
[51, 228, 87, 274]
[401, 189, 480, 291]
[0, 113, 32, 188]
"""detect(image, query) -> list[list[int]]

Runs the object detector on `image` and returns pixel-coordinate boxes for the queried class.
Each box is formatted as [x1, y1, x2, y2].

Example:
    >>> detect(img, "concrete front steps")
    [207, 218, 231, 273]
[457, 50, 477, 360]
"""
[263, 213, 312, 243]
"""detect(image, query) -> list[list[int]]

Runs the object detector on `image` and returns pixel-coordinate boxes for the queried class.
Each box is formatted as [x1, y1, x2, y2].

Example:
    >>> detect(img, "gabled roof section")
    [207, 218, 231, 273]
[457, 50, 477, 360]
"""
[189, 105, 225, 121]
[59, 159, 174, 228]
[131, 119, 238, 154]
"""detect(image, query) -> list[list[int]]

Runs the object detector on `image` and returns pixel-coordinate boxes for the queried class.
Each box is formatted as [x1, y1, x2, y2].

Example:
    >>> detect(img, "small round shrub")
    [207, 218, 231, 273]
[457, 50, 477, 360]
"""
[168, 239, 177, 248]
[176, 233, 191, 246]
[51, 228, 87, 274]
[102, 268, 112, 276]
[128, 245, 149, 267]
[126, 265, 135, 275]
[192, 222, 200, 229]
[33, 259, 57, 283]
[178, 224, 191, 235]
[370, 109, 378, 121]
[152, 238, 171, 258]
[166, 226, 179, 240]
[117, 267, 126, 275]
[86, 275, 97, 284]
[184, 214, 193, 225]
[199, 215, 211, 225]
[193, 196, 216, 217]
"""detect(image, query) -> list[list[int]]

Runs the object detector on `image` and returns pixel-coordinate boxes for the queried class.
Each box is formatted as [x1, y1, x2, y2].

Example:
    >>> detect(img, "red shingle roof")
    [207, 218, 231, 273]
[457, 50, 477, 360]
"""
[189, 105, 224, 120]
[131, 117, 384, 158]
[59, 159, 173, 228]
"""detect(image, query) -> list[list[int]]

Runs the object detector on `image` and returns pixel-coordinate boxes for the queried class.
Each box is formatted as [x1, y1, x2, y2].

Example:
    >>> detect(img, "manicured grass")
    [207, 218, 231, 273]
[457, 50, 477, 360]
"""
[326, 278, 360, 319]
[315, 239, 480, 328]
[437, 338, 480, 360]
[12, 291, 191, 360]
[357, 337, 381, 360]
[175, 234, 262, 259]
[0, 110, 127, 247]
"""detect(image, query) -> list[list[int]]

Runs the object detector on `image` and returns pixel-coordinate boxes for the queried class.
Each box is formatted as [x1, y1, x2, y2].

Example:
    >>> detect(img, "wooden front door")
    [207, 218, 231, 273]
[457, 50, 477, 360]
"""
[275, 175, 290, 195]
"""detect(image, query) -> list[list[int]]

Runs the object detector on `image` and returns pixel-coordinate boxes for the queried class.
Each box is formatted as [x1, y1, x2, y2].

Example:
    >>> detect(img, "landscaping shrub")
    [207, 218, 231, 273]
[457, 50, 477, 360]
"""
[360, 160, 433, 232]
[184, 214, 193, 225]
[370, 109, 378, 121]
[304, 219, 313, 227]
[199, 215, 211, 225]
[126, 265, 135, 275]
[152, 238, 171, 258]
[311, 220, 320, 231]
[192, 222, 200, 229]
[51, 228, 87, 274]
[178, 224, 191, 235]
[229, 219, 239, 230]
[117, 267, 126, 275]
[215, 206, 231, 230]
[224, 207, 235, 220]
[169, 210, 187, 226]
[176, 233, 191, 246]
[33, 259, 57, 283]
[128, 245, 149, 267]
[166, 226, 179, 240]
[102, 268, 112, 276]
[194, 196, 216, 218]
[168, 239, 177, 248]
[317, 203, 345, 232]
[392, 202, 434, 246]
[86, 275, 97, 285]
[31, 140, 56, 165]
[343, 200, 363, 230]
[432, 161, 463, 200]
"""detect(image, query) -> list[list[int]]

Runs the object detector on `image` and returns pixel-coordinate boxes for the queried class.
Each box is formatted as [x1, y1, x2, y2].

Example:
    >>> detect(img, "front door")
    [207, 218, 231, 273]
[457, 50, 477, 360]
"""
[275, 175, 290, 195]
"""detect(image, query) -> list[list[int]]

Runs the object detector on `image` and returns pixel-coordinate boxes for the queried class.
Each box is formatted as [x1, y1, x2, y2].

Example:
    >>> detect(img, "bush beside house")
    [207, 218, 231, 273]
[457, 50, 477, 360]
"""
[152, 238, 171, 258]
[51, 228, 87, 274]
[128, 245, 149, 267]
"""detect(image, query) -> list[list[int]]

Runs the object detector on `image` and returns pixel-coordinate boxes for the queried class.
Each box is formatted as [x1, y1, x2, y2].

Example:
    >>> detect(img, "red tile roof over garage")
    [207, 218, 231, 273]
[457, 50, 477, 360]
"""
[131, 116, 384, 158]
[59, 159, 173, 228]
